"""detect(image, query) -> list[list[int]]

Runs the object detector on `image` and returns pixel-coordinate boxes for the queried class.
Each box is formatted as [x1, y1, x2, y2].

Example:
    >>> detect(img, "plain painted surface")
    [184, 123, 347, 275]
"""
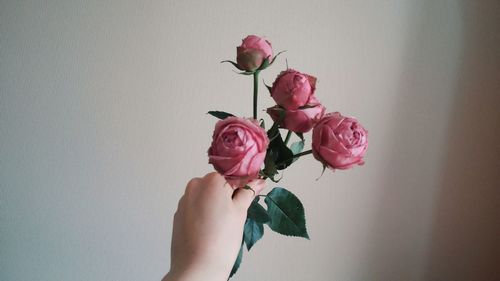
[1, 1, 499, 280]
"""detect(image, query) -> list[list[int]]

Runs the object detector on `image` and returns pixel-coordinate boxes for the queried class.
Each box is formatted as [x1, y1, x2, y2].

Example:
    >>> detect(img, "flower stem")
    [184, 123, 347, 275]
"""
[253, 71, 260, 120]
[293, 149, 313, 158]
[284, 130, 292, 145]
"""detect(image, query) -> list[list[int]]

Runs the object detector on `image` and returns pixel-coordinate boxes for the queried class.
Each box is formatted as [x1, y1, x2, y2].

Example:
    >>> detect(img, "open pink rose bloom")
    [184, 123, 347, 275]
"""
[312, 112, 368, 170]
[208, 117, 269, 187]
[270, 69, 317, 110]
[267, 69, 325, 133]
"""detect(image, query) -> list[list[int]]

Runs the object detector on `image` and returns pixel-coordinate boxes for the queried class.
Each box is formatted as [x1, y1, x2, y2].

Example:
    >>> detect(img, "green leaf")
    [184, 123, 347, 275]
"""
[207, 111, 235, 119]
[243, 218, 264, 250]
[266, 111, 285, 138]
[290, 140, 304, 154]
[290, 140, 305, 163]
[263, 115, 294, 176]
[247, 198, 270, 223]
[266, 120, 281, 141]
[229, 241, 244, 278]
[270, 133, 294, 170]
[264, 187, 309, 239]
[262, 152, 279, 180]
[261, 168, 282, 183]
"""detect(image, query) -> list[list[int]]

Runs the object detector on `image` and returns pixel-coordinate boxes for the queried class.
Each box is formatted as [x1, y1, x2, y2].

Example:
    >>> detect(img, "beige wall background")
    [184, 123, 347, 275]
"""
[1, 1, 499, 280]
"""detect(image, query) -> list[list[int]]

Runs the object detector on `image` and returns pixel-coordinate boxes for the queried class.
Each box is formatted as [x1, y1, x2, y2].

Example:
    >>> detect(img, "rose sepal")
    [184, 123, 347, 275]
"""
[221, 50, 285, 75]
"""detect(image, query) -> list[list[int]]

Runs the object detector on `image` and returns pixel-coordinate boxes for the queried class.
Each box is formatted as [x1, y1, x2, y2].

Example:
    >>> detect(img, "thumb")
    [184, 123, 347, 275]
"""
[232, 179, 266, 210]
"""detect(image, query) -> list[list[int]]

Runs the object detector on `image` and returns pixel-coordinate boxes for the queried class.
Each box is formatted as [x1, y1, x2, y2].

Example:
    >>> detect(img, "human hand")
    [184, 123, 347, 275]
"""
[162, 172, 265, 281]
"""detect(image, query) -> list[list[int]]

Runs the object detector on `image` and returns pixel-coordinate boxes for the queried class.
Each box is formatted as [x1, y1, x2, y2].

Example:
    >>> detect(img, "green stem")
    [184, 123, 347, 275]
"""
[253, 71, 260, 120]
[293, 149, 313, 158]
[284, 130, 292, 145]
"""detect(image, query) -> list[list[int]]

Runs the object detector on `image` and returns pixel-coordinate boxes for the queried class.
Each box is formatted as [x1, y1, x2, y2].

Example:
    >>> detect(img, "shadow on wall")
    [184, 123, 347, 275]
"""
[363, 1, 500, 280]
[362, 1, 462, 279]
[425, 1, 500, 280]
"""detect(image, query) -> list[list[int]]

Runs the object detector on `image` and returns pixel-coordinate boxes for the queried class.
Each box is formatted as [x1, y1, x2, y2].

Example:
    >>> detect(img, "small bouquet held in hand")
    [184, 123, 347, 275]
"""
[207, 35, 368, 277]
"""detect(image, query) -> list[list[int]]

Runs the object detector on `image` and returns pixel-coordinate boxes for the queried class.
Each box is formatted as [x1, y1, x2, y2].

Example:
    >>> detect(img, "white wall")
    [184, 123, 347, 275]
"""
[1, 1, 499, 280]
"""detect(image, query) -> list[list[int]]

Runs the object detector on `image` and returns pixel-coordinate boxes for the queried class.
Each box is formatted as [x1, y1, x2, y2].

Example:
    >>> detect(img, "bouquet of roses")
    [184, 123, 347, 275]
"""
[207, 35, 368, 278]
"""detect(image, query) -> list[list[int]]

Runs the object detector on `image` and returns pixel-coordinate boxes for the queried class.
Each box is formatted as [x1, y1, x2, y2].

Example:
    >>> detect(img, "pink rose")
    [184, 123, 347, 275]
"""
[208, 117, 269, 187]
[267, 103, 325, 133]
[270, 69, 317, 110]
[237, 35, 273, 72]
[312, 112, 368, 170]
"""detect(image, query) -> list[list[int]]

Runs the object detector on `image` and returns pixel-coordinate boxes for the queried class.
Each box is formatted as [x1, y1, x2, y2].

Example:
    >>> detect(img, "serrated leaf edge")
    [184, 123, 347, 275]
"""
[265, 189, 309, 239]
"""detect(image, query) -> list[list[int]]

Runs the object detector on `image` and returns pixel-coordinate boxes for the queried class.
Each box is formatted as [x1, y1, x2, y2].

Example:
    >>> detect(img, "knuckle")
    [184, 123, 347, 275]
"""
[186, 178, 200, 188]
[204, 171, 222, 182]
[185, 178, 201, 194]
[203, 172, 225, 189]
[203, 172, 217, 183]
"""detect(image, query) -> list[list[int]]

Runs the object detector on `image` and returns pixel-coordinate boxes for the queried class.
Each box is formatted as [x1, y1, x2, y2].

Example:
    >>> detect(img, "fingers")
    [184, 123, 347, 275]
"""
[203, 172, 234, 195]
[202, 172, 226, 187]
[185, 173, 265, 210]
[232, 179, 266, 210]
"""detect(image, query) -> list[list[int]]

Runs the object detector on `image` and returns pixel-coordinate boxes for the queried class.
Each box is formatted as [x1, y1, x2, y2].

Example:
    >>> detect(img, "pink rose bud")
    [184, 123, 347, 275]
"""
[271, 69, 317, 110]
[267, 104, 325, 133]
[312, 112, 368, 170]
[208, 117, 269, 187]
[236, 35, 273, 72]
